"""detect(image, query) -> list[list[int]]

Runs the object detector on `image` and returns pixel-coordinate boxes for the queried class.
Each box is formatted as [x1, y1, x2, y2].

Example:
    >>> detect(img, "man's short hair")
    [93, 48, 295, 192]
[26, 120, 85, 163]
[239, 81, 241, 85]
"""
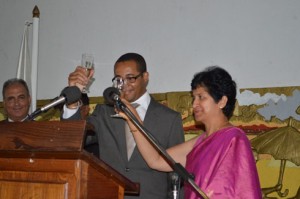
[115, 52, 147, 73]
[2, 78, 30, 98]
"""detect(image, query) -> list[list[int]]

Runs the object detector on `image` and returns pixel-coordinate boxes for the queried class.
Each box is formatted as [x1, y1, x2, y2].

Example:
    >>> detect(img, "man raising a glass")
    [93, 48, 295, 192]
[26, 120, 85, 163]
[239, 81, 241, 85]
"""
[62, 52, 185, 199]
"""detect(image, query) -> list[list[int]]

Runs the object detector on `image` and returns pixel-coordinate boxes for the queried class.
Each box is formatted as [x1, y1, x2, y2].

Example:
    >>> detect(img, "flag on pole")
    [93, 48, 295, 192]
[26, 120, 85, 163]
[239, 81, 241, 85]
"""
[16, 6, 40, 113]
[16, 21, 33, 112]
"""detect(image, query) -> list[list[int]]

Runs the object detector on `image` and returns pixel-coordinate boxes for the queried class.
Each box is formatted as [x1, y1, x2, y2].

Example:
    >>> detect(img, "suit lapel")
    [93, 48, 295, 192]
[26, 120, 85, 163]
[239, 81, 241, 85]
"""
[105, 105, 128, 163]
[110, 116, 129, 163]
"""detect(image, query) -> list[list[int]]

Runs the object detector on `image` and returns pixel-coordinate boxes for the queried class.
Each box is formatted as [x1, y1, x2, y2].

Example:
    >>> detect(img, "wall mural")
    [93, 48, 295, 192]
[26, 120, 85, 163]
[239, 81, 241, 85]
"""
[167, 87, 300, 136]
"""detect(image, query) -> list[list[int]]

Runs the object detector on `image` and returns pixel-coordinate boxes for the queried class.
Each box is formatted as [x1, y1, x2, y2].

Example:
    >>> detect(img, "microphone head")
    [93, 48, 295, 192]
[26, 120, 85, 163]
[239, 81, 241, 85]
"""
[103, 87, 120, 105]
[61, 86, 82, 104]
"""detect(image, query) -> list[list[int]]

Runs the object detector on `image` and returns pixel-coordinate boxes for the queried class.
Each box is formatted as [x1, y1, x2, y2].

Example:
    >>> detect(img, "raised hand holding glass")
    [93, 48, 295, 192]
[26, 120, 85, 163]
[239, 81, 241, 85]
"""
[81, 53, 94, 93]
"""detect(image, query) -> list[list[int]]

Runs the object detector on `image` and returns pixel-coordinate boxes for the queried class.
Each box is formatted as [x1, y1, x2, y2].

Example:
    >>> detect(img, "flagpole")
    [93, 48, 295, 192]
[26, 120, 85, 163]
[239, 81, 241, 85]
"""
[31, 6, 40, 112]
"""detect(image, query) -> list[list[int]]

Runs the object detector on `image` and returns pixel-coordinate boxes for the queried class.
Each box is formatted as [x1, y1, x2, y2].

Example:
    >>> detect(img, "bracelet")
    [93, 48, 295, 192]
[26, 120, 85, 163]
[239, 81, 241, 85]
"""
[130, 129, 138, 133]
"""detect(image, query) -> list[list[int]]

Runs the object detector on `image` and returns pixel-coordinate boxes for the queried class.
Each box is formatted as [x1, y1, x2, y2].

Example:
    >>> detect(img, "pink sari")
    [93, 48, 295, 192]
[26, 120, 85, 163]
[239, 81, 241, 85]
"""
[185, 127, 261, 199]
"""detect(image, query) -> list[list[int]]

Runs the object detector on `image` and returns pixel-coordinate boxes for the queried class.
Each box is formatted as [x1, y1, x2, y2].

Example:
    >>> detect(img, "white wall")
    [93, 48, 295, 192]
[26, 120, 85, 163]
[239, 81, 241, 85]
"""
[1, 0, 299, 101]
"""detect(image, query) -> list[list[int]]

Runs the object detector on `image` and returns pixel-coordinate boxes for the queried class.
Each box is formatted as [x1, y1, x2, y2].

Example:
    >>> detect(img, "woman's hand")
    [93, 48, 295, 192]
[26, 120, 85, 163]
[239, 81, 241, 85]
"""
[117, 98, 140, 122]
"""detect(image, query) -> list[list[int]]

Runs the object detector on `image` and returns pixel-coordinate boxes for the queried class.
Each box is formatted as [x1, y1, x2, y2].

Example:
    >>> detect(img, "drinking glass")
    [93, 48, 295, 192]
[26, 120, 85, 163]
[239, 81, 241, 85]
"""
[81, 53, 94, 93]
[112, 76, 124, 91]
[110, 77, 124, 118]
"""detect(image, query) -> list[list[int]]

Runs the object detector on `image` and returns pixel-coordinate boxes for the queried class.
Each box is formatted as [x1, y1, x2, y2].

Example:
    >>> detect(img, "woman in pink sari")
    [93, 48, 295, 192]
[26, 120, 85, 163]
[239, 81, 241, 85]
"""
[120, 66, 261, 198]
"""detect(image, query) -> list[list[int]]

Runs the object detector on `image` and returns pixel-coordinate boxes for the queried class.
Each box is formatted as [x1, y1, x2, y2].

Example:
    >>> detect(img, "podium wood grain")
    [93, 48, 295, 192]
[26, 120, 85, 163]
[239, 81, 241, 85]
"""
[0, 121, 139, 199]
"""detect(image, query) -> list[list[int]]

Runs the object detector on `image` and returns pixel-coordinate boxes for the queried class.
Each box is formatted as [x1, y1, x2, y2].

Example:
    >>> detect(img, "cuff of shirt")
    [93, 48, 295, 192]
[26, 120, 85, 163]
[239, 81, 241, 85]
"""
[62, 104, 79, 118]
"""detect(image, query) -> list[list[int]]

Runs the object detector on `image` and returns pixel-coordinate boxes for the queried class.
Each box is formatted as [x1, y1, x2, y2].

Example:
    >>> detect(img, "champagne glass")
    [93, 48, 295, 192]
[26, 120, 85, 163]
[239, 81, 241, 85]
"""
[81, 53, 94, 93]
[112, 76, 124, 91]
[110, 77, 124, 118]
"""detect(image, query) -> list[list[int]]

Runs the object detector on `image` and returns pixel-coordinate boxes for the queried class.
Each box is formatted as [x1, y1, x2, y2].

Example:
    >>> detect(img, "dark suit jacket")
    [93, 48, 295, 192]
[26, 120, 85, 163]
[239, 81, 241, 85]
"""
[0, 119, 9, 123]
[0, 116, 31, 123]
[67, 98, 185, 199]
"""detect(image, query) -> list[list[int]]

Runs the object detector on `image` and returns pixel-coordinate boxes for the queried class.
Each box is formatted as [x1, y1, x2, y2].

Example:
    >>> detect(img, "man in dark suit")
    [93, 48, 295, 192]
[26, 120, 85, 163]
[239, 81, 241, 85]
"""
[62, 53, 185, 199]
[1, 78, 31, 122]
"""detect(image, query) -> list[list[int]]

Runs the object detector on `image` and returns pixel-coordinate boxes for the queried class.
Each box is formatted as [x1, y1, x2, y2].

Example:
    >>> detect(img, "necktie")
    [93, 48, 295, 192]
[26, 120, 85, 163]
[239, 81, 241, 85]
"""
[125, 103, 143, 160]
[125, 123, 136, 160]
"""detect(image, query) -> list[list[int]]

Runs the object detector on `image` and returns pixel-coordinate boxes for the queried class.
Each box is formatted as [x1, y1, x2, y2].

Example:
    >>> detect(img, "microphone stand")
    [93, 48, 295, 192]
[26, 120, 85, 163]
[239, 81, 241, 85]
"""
[116, 100, 209, 199]
[170, 172, 180, 199]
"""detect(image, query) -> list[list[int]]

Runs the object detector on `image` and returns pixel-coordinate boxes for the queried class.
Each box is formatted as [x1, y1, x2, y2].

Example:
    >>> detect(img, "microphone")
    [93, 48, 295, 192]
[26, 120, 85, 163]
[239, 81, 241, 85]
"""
[29, 86, 81, 120]
[103, 87, 120, 105]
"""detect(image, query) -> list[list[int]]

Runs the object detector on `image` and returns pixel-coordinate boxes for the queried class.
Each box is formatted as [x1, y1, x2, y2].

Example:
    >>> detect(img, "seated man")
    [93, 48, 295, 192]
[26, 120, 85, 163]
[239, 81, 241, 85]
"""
[1, 78, 31, 122]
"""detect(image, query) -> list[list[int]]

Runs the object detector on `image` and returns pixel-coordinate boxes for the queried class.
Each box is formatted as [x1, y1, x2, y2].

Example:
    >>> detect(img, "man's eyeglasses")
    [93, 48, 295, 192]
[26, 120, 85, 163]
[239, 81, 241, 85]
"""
[112, 73, 143, 86]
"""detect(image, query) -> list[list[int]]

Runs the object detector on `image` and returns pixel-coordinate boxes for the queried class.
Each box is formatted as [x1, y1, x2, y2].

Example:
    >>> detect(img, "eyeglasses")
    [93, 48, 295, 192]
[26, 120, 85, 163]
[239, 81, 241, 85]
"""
[112, 73, 143, 85]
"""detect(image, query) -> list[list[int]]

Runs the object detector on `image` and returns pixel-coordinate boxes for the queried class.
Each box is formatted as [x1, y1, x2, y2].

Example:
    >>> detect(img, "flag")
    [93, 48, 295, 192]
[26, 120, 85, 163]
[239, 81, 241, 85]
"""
[17, 21, 33, 112]
[16, 5, 40, 113]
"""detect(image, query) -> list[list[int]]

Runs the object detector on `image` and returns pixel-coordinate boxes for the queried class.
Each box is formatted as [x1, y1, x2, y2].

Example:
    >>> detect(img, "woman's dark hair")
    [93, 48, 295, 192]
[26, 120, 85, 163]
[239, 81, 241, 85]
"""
[114, 52, 147, 73]
[191, 66, 237, 119]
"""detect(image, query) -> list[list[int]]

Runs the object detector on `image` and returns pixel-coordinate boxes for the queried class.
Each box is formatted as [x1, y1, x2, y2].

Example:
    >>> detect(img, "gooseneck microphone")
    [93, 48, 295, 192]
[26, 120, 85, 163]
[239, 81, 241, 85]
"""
[103, 87, 121, 105]
[28, 86, 81, 120]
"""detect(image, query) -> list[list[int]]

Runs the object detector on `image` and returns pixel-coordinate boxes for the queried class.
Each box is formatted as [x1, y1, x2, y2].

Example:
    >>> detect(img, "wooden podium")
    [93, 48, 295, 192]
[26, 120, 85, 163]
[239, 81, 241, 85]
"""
[0, 121, 139, 199]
